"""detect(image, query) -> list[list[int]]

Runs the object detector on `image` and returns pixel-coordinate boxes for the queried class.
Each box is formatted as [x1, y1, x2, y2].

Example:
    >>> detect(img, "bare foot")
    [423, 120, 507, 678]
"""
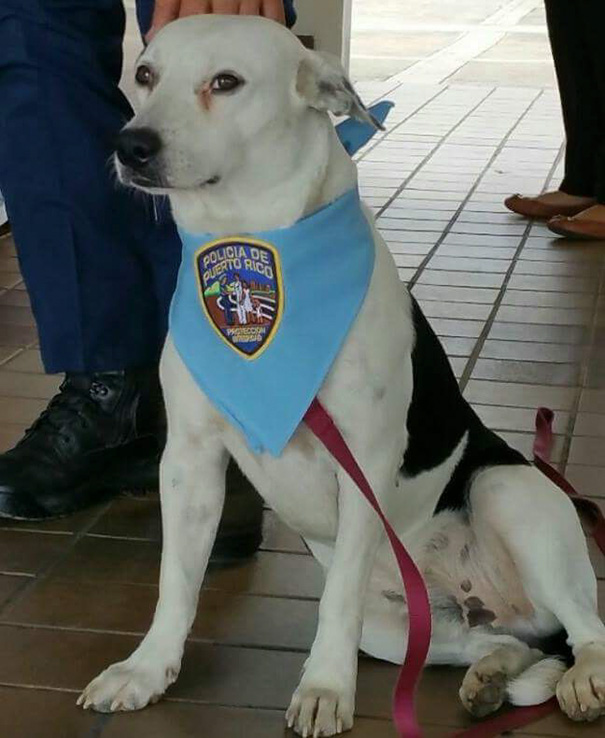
[572, 204, 605, 223]
[534, 191, 595, 209]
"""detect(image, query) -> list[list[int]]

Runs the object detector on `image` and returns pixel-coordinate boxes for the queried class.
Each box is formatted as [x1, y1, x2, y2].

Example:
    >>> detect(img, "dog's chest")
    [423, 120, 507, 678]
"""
[224, 423, 341, 543]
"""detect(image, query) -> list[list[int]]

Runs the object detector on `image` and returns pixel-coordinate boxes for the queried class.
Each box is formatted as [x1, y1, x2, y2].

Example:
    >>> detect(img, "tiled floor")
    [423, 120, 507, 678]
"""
[1, 17, 605, 738]
[351, 0, 555, 87]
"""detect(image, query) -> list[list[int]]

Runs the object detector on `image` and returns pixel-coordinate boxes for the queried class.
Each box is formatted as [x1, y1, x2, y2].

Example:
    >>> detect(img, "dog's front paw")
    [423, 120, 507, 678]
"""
[286, 685, 354, 737]
[557, 645, 605, 722]
[77, 659, 179, 713]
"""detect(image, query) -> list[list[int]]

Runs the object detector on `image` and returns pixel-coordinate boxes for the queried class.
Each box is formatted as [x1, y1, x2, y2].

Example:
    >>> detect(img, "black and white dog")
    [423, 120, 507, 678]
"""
[79, 16, 605, 737]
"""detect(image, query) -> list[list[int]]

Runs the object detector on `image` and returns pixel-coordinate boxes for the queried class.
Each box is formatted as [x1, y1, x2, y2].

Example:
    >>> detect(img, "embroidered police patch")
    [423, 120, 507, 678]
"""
[194, 237, 283, 359]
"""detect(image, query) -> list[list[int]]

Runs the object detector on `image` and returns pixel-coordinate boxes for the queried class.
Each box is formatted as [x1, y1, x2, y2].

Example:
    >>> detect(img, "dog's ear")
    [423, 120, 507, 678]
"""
[296, 51, 384, 130]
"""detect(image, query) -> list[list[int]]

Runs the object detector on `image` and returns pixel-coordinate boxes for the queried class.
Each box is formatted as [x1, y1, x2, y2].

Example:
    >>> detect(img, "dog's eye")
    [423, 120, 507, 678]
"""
[211, 73, 243, 94]
[135, 64, 155, 87]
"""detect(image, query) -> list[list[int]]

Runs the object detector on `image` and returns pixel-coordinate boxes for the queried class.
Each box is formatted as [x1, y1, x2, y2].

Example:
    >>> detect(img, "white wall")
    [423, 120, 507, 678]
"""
[293, 0, 352, 66]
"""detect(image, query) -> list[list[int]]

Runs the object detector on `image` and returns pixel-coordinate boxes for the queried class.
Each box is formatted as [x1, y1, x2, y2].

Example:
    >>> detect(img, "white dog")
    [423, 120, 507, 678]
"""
[79, 16, 605, 737]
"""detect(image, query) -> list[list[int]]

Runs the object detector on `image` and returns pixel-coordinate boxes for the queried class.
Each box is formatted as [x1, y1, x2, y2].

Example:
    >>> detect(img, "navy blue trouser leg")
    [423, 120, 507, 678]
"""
[0, 0, 179, 373]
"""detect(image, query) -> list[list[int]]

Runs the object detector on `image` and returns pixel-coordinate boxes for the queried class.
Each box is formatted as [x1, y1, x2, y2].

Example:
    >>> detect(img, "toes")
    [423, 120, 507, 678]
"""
[557, 669, 605, 723]
[460, 670, 507, 718]
[78, 662, 174, 714]
[286, 688, 353, 737]
[314, 696, 337, 737]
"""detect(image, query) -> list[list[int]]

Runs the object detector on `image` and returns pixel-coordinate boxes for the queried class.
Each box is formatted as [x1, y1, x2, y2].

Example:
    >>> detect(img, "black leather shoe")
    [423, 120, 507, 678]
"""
[0, 369, 163, 520]
[0, 369, 264, 558]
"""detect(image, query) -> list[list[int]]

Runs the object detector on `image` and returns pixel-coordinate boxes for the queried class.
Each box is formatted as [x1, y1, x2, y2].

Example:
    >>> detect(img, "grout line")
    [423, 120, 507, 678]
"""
[374, 87, 500, 218]
[0, 347, 25, 367]
[560, 255, 605, 473]
[81, 530, 309, 557]
[0, 620, 314, 655]
[354, 85, 450, 163]
[406, 88, 546, 294]
[0, 501, 113, 618]
[458, 139, 566, 394]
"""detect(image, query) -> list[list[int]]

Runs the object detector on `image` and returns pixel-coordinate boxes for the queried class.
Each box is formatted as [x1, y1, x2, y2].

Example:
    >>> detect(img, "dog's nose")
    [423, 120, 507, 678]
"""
[116, 128, 162, 169]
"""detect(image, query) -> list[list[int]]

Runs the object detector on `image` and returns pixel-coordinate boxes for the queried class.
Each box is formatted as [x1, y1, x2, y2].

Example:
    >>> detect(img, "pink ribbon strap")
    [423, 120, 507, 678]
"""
[533, 408, 605, 556]
[304, 400, 605, 737]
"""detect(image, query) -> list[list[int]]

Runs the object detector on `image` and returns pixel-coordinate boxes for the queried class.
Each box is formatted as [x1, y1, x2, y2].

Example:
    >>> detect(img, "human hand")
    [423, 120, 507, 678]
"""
[147, 0, 286, 41]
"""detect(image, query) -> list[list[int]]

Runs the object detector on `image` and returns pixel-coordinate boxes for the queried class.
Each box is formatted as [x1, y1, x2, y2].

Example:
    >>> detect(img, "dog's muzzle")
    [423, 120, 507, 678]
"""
[116, 127, 162, 171]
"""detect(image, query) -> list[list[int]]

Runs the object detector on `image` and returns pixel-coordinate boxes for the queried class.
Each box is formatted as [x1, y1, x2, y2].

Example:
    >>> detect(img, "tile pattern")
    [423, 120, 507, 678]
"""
[0, 79, 604, 737]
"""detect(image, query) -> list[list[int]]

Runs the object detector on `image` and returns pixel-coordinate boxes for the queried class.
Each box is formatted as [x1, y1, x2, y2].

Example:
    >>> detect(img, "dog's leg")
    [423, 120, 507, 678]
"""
[78, 437, 228, 713]
[469, 465, 605, 722]
[286, 465, 386, 737]
[362, 588, 548, 717]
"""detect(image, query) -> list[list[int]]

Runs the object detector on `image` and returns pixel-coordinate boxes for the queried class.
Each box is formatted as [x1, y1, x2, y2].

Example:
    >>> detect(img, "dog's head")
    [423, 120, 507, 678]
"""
[115, 15, 378, 200]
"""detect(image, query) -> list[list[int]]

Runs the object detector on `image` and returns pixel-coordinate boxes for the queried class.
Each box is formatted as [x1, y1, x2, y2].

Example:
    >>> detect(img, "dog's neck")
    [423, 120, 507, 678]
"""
[168, 114, 357, 235]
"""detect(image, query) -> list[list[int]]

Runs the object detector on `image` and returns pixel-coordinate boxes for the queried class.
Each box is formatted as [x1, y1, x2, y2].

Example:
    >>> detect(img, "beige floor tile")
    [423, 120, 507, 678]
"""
[0, 346, 19, 365]
[412, 285, 498, 304]
[568, 437, 605, 467]
[2, 347, 44, 373]
[0, 686, 98, 738]
[471, 358, 580, 386]
[565, 466, 605, 499]
[0, 396, 48, 425]
[0, 289, 31, 307]
[426, 318, 484, 338]
[579, 389, 605, 415]
[488, 321, 588, 345]
[496, 305, 593, 327]
[0, 423, 28, 452]
[480, 339, 584, 364]
[102, 702, 400, 738]
[574, 413, 605, 438]
[0, 371, 60, 399]
[0, 304, 35, 326]
[0, 272, 22, 290]
[0, 322, 38, 347]
[499, 431, 565, 463]
[464, 380, 577, 411]
[473, 404, 570, 435]
[0, 574, 30, 608]
[0, 529, 73, 576]
[52, 537, 324, 599]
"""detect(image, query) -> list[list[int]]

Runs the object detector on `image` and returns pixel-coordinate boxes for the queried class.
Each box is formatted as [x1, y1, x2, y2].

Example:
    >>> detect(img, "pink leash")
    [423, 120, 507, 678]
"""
[304, 400, 605, 737]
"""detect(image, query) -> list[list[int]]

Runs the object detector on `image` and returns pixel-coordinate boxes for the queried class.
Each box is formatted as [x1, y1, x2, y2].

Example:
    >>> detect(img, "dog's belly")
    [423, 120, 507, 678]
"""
[366, 510, 535, 634]
[421, 512, 535, 629]
[225, 424, 341, 544]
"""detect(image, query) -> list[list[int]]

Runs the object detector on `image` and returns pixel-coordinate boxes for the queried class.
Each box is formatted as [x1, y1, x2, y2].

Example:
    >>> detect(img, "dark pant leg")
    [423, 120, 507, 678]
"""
[0, 0, 181, 374]
[576, 0, 605, 204]
[545, 0, 604, 199]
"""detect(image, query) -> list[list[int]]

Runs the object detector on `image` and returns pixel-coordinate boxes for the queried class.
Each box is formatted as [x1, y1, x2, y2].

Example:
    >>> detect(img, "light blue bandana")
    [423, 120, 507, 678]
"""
[170, 188, 375, 455]
[169, 106, 391, 456]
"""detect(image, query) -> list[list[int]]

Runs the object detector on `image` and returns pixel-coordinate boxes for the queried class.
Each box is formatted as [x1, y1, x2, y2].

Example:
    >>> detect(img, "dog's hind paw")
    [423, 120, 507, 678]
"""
[77, 659, 178, 713]
[557, 644, 605, 722]
[459, 664, 508, 718]
[286, 686, 354, 737]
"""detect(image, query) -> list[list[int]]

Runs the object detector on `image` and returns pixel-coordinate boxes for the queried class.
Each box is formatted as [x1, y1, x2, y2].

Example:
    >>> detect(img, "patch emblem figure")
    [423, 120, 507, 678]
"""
[194, 237, 283, 359]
